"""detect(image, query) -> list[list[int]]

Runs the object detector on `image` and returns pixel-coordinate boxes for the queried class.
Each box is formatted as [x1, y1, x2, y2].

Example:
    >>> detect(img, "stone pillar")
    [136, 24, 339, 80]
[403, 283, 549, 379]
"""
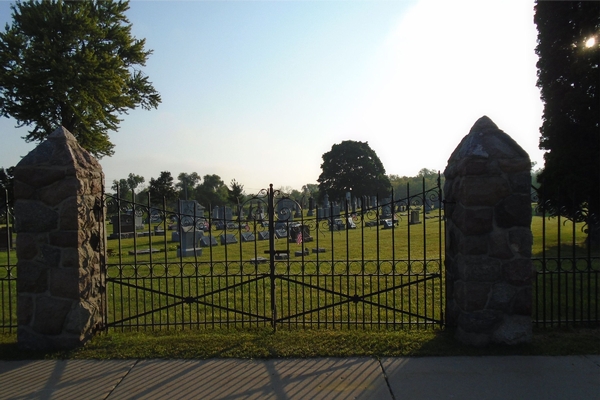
[15, 127, 105, 350]
[444, 116, 532, 346]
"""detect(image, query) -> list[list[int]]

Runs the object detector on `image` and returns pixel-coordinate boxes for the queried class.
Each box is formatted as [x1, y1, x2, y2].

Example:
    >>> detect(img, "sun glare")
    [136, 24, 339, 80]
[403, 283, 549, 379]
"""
[585, 36, 596, 48]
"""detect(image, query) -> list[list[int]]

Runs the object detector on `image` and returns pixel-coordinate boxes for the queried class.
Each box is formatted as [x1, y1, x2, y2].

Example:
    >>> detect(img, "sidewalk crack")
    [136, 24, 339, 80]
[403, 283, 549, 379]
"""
[377, 357, 396, 400]
[104, 359, 140, 399]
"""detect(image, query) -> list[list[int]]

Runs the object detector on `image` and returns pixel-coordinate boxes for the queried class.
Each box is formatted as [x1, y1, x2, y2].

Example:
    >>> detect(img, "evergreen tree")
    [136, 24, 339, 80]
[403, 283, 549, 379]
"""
[228, 179, 245, 205]
[0, 0, 161, 157]
[534, 1, 599, 242]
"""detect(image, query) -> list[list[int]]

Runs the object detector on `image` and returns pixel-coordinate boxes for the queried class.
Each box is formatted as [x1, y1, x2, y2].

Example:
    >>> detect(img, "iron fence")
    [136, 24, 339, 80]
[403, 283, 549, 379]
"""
[531, 186, 600, 327]
[3, 182, 599, 334]
[0, 188, 16, 333]
[104, 180, 445, 331]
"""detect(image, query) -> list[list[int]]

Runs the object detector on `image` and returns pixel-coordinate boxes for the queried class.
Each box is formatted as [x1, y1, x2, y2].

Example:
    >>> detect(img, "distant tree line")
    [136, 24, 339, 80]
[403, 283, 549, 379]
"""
[109, 171, 243, 211]
[389, 168, 443, 203]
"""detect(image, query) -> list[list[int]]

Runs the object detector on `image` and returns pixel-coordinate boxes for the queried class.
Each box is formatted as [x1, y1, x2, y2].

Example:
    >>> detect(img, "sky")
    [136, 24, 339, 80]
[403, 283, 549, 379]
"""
[0, 0, 545, 194]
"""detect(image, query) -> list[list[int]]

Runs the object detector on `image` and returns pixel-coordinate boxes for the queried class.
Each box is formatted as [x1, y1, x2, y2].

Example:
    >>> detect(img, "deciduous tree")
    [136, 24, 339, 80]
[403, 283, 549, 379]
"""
[176, 172, 200, 200]
[149, 171, 177, 205]
[318, 140, 391, 201]
[195, 174, 228, 208]
[0, 0, 161, 157]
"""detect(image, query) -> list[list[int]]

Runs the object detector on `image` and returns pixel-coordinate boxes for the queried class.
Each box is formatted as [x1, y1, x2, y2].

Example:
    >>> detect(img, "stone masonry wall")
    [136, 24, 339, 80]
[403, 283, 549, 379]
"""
[15, 127, 105, 350]
[444, 116, 533, 346]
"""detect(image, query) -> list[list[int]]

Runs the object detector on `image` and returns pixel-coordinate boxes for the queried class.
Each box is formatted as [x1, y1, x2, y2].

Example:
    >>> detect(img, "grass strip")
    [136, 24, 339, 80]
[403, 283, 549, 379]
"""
[1, 328, 598, 360]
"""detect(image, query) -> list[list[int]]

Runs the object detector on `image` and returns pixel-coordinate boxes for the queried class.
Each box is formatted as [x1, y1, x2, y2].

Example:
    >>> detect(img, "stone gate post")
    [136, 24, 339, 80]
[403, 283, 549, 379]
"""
[14, 127, 105, 350]
[444, 116, 533, 346]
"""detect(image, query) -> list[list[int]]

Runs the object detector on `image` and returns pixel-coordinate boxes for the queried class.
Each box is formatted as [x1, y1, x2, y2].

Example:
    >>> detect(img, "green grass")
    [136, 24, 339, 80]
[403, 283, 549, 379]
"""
[1, 327, 599, 360]
[0, 212, 600, 358]
[102, 214, 444, 265]
[100, 212, 445, 329]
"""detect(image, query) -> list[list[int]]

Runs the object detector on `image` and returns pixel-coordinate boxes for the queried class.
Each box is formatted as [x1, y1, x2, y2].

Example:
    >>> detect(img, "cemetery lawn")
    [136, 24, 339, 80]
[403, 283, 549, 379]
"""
[0, 327, 599, 360]
[1, 214, 598, 359]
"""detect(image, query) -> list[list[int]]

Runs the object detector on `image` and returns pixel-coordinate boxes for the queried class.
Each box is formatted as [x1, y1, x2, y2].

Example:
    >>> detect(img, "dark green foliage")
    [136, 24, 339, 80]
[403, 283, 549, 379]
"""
[176, 172, 200, 200]
[389, 168, 442, 203]
[228, 179, 245, 205]
[126, 173, 144, 193]
[110, 174, 143, 204]
[534, 1, 599, 228]
[301, 183, 320, 202]
[195, 174, 228, 208]
[148, 171, 177, 206]
[318, 140, 391, 201]
[111, 178, 129, 198]
[0, 0, 161, 158]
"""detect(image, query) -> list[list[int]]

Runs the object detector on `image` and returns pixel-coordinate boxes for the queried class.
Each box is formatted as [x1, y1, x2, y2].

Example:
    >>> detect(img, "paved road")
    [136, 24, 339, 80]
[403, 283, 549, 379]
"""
[1, 356, 599, 399]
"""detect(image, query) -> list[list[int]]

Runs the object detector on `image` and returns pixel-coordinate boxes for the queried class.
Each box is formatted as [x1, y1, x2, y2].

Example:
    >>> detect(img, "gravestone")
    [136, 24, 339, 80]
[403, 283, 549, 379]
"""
[275, 229, 287, 239]
[329, 219, 345, 231]
[180, 200, 204, 227]
[257, 231, 269, 241]
[290, 225, 311, 243]
[277, 198, 296, 221]
[226, 222, 238, 230]
[213, 221, 225, 230]
[224, 207, 233, 221]
[332, 205, 341, 219]
[307, 197, 314, 216]
[381, 198, 392, 218]
[317, 208, 328, 220]
[295, 248, 309, 257]
[409, 210, 421, 225]
[213, 206, 233, 222]
[200, 236, 218, 247]
[256, 205, 265, 221]
[177, 226, 203, 257]
[111, 214, 143, 236]
[371, 196, 378, 208]
[220, 234, 237, 245]
[294, 204, 302, 218]
[241, 232, 255, 242]
[323, 194, 329, 210]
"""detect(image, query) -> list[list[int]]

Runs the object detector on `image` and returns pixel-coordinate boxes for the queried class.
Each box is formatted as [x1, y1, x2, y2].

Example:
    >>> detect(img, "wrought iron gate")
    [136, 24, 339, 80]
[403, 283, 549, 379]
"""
[103, 180, 445, 331]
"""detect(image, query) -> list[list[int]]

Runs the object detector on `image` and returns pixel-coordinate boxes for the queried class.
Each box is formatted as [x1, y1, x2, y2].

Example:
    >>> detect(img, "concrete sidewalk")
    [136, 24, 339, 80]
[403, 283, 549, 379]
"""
[1, 356, 599, 399]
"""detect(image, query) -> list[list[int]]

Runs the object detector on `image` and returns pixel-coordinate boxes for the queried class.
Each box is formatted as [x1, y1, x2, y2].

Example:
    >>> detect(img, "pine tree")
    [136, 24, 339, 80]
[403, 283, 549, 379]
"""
[534, 1, 599, 242]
